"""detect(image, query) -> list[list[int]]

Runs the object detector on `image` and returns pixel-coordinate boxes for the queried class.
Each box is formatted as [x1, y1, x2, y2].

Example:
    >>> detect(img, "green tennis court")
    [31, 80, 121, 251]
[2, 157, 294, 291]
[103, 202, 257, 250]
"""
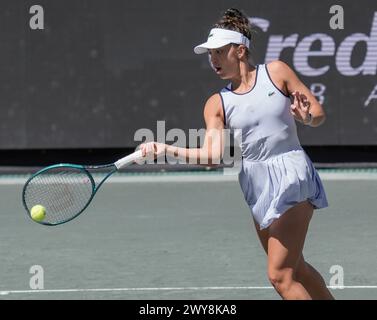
[0, 169, 376, 300]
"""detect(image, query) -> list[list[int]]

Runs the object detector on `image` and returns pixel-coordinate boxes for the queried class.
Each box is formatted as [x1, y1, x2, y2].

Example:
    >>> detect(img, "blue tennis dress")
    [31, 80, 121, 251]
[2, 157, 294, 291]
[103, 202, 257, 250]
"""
[220, 63, 328, 230]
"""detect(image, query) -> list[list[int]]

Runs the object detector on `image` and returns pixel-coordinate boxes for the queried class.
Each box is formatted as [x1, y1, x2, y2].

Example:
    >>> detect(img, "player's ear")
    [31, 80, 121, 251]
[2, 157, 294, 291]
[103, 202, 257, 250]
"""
[236, 45, 247, 59]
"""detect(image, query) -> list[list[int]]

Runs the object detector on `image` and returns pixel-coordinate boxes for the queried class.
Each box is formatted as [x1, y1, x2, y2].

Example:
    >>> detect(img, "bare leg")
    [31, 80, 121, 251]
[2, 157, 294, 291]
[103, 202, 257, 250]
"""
[252, 218, 269, 254]
[252, 201, 333, 299]
[266, 203, 312, 299]
[296, 255, 334, 300]
[253, 206, 311, 299]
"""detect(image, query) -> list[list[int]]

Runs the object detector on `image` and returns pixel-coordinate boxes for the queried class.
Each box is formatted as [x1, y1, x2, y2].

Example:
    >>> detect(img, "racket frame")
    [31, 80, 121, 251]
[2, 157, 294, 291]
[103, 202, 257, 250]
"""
[22, 150, 143, 226]
[22, 163, 116, 226]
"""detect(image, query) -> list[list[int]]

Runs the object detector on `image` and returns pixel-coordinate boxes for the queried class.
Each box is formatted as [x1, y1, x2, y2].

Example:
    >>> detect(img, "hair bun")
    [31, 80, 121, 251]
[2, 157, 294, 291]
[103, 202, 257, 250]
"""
[214, 8, 252, 40]
[223, 8, 244, 19]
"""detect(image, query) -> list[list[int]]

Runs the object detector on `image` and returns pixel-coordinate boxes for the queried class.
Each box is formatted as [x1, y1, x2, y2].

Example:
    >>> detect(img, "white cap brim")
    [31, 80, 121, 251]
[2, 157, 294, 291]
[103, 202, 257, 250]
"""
[193, 28, 250, 55]
[194, 39, 233, 54]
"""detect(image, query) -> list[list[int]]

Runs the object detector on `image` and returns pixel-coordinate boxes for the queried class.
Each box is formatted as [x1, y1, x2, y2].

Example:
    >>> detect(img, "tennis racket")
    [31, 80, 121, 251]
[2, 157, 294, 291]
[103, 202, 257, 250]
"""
[22, 150, 144, 226]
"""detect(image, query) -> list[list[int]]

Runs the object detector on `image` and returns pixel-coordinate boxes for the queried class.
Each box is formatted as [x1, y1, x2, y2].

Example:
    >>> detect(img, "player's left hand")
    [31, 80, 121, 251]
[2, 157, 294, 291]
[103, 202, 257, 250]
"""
[290, 91, 312, 125]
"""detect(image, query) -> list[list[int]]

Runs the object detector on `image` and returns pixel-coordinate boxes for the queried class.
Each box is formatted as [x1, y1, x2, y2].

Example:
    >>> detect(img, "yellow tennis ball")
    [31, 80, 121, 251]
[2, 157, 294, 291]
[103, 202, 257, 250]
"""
[30, 205, 46, 222]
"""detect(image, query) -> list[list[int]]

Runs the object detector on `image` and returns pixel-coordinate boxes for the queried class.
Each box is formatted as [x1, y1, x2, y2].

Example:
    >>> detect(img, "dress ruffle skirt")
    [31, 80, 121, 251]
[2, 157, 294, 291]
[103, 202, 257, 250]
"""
[239, 149, 328, 230]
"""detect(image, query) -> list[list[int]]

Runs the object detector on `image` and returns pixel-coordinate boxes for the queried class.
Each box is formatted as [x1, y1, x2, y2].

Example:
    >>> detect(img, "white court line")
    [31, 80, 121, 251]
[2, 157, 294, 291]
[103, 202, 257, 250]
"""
[1, 172, 377, 185]
[319, 173, 377, 181]
[0, 285, 376, 295]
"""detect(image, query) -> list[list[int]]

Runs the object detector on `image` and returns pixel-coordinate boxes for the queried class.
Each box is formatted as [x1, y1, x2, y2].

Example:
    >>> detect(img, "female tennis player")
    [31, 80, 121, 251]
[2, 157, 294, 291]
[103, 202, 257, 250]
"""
[140, 8, 334, 300]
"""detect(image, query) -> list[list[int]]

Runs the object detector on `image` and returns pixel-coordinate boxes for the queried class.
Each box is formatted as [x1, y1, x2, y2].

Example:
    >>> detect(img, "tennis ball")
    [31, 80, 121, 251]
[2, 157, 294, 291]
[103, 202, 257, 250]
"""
[30, 205, 46, 222]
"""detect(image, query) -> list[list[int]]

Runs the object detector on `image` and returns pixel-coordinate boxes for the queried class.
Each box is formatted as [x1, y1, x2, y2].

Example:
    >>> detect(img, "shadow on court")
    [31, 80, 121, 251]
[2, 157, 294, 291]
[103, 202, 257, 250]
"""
[0, 171, 376, 300]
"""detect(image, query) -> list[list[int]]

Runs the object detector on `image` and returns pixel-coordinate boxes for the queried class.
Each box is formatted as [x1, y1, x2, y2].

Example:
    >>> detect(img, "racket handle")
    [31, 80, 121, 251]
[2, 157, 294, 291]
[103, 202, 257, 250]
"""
[114, 150, 143, 169]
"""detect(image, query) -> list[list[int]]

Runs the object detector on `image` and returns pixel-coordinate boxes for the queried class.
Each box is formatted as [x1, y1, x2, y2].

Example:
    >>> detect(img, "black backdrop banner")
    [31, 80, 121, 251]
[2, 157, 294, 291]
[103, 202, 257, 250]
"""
[0, 0, 376, 149]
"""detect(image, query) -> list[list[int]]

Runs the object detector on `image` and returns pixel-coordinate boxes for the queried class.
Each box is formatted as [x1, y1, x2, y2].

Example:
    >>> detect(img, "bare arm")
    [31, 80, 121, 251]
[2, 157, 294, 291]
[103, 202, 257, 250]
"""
[268, 60, 326, 127]
[140, 94, 225, 165]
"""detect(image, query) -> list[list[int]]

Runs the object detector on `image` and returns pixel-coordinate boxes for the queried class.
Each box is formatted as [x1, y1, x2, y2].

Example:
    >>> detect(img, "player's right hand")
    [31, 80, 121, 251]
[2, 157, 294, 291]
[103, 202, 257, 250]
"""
[139, 142, 167, 159]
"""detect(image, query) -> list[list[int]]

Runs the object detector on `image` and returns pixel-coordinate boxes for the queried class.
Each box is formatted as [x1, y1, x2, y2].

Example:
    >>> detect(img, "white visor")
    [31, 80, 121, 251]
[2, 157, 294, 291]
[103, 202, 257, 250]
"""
[194, 28, 250, 54]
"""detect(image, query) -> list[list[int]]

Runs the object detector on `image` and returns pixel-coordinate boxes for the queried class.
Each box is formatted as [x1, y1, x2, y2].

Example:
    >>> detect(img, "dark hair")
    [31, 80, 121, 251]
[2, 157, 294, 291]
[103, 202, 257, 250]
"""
[213, 8, 252, 40]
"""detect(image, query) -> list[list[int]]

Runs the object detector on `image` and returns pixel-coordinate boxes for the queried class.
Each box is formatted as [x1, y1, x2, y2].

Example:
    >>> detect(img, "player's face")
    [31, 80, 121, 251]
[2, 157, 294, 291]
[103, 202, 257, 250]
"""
[208, 44, 240, 80]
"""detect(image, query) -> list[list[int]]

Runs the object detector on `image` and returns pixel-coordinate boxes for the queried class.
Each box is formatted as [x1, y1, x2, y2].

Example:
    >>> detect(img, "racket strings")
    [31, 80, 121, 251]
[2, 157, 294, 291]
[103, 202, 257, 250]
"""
[23, 167, 94, 224]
